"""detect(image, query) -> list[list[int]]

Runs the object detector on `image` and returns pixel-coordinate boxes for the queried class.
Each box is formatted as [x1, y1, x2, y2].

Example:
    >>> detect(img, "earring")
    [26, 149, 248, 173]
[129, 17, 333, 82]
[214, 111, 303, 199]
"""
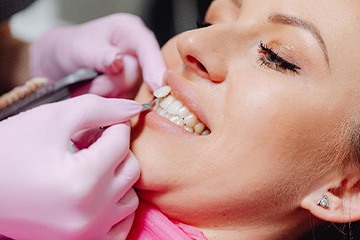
[317, 195, 329, 209]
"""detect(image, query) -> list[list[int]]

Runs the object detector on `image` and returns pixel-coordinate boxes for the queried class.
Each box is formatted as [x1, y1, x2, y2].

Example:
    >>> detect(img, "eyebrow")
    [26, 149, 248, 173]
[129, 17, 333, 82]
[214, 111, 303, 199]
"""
[268, 14, 329, 66]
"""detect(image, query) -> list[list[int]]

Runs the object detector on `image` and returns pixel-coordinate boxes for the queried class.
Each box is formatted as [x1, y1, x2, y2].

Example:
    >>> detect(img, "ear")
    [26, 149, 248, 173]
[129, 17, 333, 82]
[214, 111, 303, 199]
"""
[301, 174, 360, 223]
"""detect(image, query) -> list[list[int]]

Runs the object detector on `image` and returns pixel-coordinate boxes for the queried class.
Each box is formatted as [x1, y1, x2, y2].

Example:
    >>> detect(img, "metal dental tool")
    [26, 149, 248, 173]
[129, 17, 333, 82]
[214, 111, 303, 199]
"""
[141, 98, 159, 112]
[140, 85, 170, 112]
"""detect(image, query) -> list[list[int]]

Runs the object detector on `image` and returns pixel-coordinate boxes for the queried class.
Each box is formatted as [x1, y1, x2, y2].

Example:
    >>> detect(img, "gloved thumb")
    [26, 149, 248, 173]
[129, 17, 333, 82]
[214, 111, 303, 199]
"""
[71, 127, 104, 150]
[57, 95, 142, 139]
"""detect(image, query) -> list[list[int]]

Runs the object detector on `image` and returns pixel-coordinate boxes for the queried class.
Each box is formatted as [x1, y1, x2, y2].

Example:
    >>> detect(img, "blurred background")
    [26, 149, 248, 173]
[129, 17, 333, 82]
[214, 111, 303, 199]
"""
[10, 0, 212, 46]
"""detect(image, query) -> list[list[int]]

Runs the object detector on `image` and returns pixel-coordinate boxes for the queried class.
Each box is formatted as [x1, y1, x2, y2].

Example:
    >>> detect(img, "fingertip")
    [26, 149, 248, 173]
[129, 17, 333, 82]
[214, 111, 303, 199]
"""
[108, 212, 135, 239]
[146, 79, 164, 92]
[121, 55, 141, 82]
[143, 65, 166, 92]
[64, 96, 142, 136]
[114, 152, 141, 187]
[71, 127, 104, 150]
[97, 47, 120, 73]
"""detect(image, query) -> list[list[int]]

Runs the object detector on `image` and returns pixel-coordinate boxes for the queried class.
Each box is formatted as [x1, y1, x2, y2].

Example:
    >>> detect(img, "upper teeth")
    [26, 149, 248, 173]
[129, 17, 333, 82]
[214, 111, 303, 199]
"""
[152, 86, 210, 136]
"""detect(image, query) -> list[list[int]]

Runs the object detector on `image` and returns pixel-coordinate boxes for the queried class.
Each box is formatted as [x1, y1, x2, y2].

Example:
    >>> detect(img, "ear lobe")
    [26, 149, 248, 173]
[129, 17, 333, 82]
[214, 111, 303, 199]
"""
[301, 177, 360, 223]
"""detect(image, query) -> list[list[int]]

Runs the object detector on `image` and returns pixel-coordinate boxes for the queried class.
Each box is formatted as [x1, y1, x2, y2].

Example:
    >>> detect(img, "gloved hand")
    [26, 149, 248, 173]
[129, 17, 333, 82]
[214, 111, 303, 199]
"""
[0, 95, 142, 240]
[30, 13, 166, 98]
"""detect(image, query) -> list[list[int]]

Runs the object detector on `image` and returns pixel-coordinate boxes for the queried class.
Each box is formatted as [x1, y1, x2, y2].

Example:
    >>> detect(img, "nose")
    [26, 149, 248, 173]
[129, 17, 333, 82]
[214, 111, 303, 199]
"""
[176, 26, 229, 83]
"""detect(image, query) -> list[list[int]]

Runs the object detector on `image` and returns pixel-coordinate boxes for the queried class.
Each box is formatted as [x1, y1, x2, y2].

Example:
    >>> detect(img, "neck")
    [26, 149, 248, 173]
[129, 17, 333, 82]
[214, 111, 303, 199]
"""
[199, 210, 313, 240]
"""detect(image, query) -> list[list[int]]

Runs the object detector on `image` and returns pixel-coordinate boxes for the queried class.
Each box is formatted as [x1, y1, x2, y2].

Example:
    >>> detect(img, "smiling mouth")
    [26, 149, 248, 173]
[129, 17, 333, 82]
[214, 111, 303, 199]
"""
[151, 86, 211, 136]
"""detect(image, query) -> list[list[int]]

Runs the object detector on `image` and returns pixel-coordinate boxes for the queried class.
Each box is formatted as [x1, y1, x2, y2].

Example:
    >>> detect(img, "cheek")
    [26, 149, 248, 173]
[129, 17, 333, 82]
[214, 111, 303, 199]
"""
[227, 78, 324, 146]
[161, 36, 183, 70]
[221, 80, 344, 184]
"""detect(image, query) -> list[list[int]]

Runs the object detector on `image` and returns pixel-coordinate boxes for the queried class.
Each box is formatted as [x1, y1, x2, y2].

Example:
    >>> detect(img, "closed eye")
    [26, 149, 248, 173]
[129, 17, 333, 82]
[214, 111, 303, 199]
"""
[258, 42, 301, 74]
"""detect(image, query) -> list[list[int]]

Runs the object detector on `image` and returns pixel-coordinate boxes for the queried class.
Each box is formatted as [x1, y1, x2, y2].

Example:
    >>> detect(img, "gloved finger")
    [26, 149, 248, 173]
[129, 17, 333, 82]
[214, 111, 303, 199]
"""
[60, 95, 141, 137]
[110, 55, 141, 99]
[98, 14, 165, 92]
[134, 39, 166, 92]
[117, 188, 139, 212]
[108, 212, 136, 240]
[75, 123, 131, 175]
[71, 127, 104, 150]
[112, 152, 140, 199]
[116, 28, 166, 92]
[74, 41, 121, 75]
[116, 189, 138, 221]
[108, 189, 138, 239]
[70, 55, 141, 98]
[31, 28, 121, 81]
[69, 75, 116, 98]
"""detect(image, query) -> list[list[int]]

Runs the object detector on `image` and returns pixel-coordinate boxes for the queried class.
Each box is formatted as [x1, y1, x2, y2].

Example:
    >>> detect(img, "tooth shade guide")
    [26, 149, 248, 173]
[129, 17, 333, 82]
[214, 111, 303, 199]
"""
[0, 78, 48, 110]
[154, 86, 171, 98]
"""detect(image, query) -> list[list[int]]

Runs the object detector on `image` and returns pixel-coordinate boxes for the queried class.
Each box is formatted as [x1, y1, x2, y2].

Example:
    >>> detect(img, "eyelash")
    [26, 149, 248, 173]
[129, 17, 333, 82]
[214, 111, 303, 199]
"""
[258, 42, 301, 74]
[195, 21, 301, 74]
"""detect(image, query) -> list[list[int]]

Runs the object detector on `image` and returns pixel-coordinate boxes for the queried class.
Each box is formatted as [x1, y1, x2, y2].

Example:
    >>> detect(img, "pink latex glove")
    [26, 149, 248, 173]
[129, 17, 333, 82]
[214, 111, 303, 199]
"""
[30, 13, 166, 98]
[0, 95, 142, 240]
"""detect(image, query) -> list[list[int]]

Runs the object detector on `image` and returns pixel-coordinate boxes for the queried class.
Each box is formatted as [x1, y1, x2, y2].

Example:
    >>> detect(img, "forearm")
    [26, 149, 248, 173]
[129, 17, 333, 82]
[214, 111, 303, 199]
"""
[0, 21, 31, 95]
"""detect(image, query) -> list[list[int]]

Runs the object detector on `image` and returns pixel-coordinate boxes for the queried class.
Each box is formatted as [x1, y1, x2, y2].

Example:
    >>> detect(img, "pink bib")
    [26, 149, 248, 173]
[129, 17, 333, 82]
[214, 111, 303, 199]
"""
[127, 200, 208, 240]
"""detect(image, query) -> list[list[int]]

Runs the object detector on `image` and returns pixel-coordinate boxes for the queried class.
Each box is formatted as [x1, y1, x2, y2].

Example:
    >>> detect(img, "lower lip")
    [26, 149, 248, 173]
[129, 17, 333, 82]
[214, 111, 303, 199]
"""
[141, 110, 197, 137]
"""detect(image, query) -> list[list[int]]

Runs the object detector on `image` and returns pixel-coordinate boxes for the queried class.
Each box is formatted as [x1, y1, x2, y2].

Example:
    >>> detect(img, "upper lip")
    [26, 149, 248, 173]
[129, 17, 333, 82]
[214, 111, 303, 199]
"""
[162, 70, 211, 130]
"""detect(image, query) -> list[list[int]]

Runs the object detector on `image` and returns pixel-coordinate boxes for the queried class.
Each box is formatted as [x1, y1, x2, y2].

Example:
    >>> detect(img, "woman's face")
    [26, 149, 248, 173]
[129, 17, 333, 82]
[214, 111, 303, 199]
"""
[131, 0, 360, 230]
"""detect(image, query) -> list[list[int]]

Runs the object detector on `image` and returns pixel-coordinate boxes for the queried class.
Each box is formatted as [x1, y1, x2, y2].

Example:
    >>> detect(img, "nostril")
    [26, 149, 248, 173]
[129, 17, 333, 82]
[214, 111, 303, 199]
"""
[186, 55, 208, 74]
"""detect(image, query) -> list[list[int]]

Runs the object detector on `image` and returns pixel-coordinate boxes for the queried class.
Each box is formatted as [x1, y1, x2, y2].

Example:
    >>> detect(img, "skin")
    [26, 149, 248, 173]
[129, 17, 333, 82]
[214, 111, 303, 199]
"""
[131, 0, 360, 239]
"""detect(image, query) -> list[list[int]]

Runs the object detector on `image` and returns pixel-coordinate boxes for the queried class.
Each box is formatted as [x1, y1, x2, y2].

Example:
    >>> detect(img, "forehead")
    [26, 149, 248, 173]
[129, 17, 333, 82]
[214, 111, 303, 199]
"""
[216, 0, 360, 32]
[211, 0, 360, 77]
[213, 0, 360, 35]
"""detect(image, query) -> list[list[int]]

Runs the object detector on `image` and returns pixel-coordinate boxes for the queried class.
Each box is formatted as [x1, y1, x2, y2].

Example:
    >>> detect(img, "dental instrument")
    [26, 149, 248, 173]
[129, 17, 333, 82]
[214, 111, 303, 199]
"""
[0, 68, 99, 121]
[0, 68, 165, 121]
[141, 98, 159, 112]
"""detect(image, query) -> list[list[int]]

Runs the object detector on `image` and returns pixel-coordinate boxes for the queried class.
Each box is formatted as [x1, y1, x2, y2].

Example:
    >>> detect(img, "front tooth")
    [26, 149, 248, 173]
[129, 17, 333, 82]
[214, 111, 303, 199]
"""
[167, 100, 183, 115]
[154, 86, 171, 98]
[169, 115, 181, 124]
[177, 106, 190, 119]
[159, 95, 175, 110]
[183, 113, 197, 128]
